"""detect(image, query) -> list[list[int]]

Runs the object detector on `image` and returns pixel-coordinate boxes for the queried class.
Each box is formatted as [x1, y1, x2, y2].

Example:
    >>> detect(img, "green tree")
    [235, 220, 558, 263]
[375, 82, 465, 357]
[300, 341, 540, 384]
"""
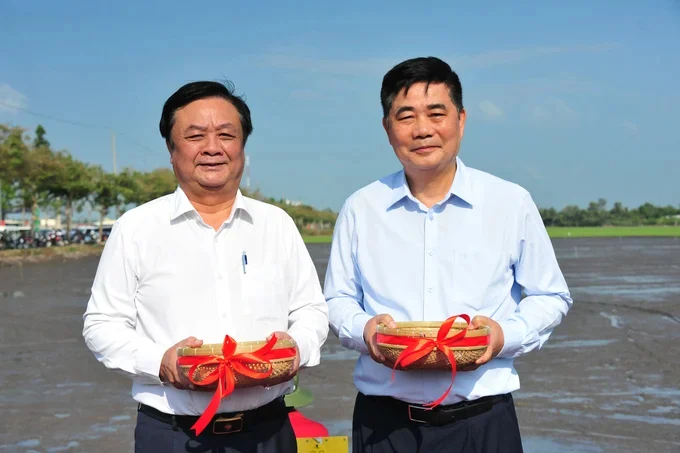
[0, 125, 54, 228]
[91, 167, 122, 240]
[539, 207, 558, 227]
[46, 152, 94, 235]
[33, 124, 50, 148]
[558, 205, 583, 227]
[140, 168, 177, 202]
[0, 125, 20, 220]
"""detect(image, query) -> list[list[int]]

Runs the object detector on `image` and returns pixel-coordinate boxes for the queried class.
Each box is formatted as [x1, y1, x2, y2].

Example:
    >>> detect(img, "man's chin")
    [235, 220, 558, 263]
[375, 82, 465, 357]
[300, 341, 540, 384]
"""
[403, 155, 456, 173]
[200, 182, 229, 190]
[195, 177, 231, 191]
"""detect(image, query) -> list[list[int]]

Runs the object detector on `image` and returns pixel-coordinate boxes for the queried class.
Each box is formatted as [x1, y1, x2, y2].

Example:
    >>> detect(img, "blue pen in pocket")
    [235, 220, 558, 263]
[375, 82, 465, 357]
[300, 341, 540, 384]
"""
[241, 251, 248, 274]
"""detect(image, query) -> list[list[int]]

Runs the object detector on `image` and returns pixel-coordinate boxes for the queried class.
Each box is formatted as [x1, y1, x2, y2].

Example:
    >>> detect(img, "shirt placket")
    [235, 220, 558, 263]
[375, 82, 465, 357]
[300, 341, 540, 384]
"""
[423, 207, 439, 320]
[213, 230, 230, 323]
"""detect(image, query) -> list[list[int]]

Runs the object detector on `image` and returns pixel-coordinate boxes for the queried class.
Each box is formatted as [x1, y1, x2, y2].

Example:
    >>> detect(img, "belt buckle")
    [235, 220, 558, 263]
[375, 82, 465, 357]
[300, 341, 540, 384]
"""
[212, 414, 244, 434]
[407, 405, 430, 424]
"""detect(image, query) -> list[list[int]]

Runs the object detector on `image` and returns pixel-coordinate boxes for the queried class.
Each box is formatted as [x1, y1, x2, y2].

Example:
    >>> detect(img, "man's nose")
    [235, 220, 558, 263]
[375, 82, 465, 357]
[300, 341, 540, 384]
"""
[413, 117, 434, 139]
[201, 134, 222, 154]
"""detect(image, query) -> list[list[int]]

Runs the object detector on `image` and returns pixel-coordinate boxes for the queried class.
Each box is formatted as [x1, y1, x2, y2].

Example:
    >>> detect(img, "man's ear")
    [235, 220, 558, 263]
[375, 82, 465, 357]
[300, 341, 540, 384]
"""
[458, 108, 467, 138]
[382, 117, 390, 134]
[166, 140, 174, 163]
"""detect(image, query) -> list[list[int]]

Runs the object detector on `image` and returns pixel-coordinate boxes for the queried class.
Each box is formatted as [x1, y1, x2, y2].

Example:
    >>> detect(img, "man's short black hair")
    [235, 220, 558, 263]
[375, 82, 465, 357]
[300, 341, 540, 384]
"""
[380, 57, 463, 118]
[159, 80, 253, 148]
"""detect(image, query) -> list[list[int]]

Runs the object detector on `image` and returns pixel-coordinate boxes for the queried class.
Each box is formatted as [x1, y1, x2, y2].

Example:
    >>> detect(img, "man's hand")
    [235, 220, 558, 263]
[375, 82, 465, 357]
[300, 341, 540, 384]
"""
[458, 316, 504, 372]
[268, 331, 300, 378]
[363, 314, 397, 365]
[159, 336, 203, 390]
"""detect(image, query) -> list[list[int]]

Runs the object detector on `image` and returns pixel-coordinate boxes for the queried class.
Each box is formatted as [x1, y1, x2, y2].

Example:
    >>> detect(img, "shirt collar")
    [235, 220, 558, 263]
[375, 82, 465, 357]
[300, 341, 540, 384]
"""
[449, 157, 476, 207]
[169, 186, 252, 223]
[387, 156, 476, 210]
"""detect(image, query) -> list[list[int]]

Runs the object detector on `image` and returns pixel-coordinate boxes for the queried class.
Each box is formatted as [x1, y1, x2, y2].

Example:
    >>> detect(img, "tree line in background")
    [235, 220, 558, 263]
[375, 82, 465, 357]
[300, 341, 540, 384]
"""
[1, 124, 677, 239]
[539, 198, 680, 227]
[0, 124, 336, 237]
[0, 124, 177, 237]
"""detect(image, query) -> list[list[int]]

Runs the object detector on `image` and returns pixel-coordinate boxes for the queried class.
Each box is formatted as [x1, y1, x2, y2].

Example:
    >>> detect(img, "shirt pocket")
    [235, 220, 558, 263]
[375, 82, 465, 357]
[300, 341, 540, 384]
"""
[451, 249, 504, 309]
[241, 264, 288, 324]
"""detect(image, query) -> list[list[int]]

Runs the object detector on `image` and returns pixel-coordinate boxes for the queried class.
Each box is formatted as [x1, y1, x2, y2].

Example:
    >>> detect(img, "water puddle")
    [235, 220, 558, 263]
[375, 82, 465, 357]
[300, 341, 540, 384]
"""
[523, 436, 603, 453]
[543, 339, 618, 349]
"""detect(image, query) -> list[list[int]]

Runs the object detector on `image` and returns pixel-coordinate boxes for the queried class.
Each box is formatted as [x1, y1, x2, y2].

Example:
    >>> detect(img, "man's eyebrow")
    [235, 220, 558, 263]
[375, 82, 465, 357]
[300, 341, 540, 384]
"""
[395, 106, 415, 116]
[183, 123, 237, 133]
[215, 123, 237, 130]
[395, 104, 448, 116]
[183, 124, 207, 133]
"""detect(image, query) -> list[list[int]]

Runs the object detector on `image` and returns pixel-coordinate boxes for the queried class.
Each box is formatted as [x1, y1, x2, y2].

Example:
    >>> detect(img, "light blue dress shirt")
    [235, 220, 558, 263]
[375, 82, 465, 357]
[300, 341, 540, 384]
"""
[324, 158, 572, 405]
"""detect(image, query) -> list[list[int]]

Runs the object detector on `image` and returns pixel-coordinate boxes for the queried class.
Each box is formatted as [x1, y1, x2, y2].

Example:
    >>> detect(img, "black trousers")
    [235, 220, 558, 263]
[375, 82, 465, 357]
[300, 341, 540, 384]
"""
[134, 406, 297, 453]
[353, 392, 524, 453]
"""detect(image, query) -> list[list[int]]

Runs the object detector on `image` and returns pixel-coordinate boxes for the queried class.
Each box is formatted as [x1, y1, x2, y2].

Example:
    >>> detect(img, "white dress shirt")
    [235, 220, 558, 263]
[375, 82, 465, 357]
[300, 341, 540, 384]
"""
[325, 157, 572, 405]
[83, 187, 328, 415]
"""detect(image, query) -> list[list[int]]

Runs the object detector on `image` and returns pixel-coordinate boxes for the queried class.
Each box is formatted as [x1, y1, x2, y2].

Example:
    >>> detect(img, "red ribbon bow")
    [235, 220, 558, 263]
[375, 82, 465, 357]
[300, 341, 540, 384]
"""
[176, 334, 296, 435]
[376, 314, 489, 408]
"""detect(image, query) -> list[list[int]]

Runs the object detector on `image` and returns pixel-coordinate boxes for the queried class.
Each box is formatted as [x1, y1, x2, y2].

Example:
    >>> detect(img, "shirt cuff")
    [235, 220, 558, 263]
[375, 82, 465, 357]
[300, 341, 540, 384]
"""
[497, 317, 526, 359]
[287, 328, 317, 368]
[350, 312, 373, 355]
[134, 342, 166, 385]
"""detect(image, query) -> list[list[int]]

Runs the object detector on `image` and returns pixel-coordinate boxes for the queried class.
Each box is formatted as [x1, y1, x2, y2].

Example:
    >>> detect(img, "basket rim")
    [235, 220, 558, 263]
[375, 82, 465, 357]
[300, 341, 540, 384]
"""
[178, 357, 296, 366]
[377, 343, 488, 351]
[376, 322, 490, 338]
[177, 339, 297, 357]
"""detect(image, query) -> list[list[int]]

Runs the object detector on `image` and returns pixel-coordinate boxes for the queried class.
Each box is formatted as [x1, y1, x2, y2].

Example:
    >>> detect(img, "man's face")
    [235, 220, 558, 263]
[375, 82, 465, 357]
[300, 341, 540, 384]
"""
[168, 97, 244, 194]
[383, 82, 466, 175]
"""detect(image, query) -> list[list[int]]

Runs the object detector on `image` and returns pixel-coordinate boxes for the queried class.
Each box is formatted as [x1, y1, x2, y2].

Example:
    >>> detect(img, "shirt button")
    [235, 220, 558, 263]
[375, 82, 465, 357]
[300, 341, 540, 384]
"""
[428, 287, 434, 293]
[220, 312, 227, 318]
[428, 250, 434, 256]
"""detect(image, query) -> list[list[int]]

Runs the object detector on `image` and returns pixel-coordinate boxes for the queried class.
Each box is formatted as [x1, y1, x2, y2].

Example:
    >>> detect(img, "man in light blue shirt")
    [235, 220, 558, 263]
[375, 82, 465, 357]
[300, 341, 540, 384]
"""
[325, 57, 572, 453]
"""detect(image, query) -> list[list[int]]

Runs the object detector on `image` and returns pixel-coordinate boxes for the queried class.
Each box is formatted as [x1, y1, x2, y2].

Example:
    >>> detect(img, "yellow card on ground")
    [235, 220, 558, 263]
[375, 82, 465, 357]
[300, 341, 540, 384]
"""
[297, 436, 349, 453]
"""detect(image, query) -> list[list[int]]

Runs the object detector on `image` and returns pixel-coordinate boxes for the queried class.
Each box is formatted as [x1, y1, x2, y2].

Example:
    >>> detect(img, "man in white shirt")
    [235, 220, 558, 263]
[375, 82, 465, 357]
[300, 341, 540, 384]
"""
[83, 80, 329, 453]
[325, 57, 572, 452]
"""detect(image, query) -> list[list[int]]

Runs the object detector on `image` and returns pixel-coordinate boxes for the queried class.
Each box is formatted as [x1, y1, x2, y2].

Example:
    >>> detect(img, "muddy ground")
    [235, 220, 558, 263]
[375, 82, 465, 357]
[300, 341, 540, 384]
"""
[1, 237, 678, 452]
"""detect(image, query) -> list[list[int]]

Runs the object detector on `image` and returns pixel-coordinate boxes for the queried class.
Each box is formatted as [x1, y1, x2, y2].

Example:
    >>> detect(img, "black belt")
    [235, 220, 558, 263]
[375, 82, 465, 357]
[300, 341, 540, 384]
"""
[364, 393, 510, 426]
[138, 397, 289, 435]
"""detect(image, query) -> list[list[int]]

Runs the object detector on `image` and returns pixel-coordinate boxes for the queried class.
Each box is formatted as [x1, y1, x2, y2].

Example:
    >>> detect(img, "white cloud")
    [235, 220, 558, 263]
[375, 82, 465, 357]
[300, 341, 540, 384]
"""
[451, 43, 616, 70]
[530, 98, 578, 124]
[532, 105, 550, 120]
[622, 121, 639, 135]
[260, 43, 616, 76]
[506, 77, 597, 97]
[0, 83, 28, 113]
[479, 100, 504, 119]
[260, 54, 394, 76]
[551, 99, 577, 118]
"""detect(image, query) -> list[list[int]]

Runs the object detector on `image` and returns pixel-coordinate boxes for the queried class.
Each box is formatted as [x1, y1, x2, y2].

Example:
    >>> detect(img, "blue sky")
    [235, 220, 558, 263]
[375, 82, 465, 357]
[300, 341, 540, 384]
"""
[1, 0, 679, 211]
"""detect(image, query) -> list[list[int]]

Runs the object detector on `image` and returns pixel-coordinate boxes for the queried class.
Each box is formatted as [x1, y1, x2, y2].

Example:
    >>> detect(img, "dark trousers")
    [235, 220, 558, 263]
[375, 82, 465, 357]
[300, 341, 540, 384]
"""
[353, 392, 524, 453]
[134, 406, 297, 453]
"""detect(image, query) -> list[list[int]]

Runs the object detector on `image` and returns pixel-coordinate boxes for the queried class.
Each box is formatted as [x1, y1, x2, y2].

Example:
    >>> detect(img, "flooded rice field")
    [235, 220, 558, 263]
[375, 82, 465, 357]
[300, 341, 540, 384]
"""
[1, 237, 678, 452]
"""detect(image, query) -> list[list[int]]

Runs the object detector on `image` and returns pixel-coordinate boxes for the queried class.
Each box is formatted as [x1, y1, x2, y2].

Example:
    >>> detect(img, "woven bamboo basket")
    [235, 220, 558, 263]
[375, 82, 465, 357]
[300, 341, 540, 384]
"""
[376, 322, 490, 370]
[177, 339, 297, 390]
